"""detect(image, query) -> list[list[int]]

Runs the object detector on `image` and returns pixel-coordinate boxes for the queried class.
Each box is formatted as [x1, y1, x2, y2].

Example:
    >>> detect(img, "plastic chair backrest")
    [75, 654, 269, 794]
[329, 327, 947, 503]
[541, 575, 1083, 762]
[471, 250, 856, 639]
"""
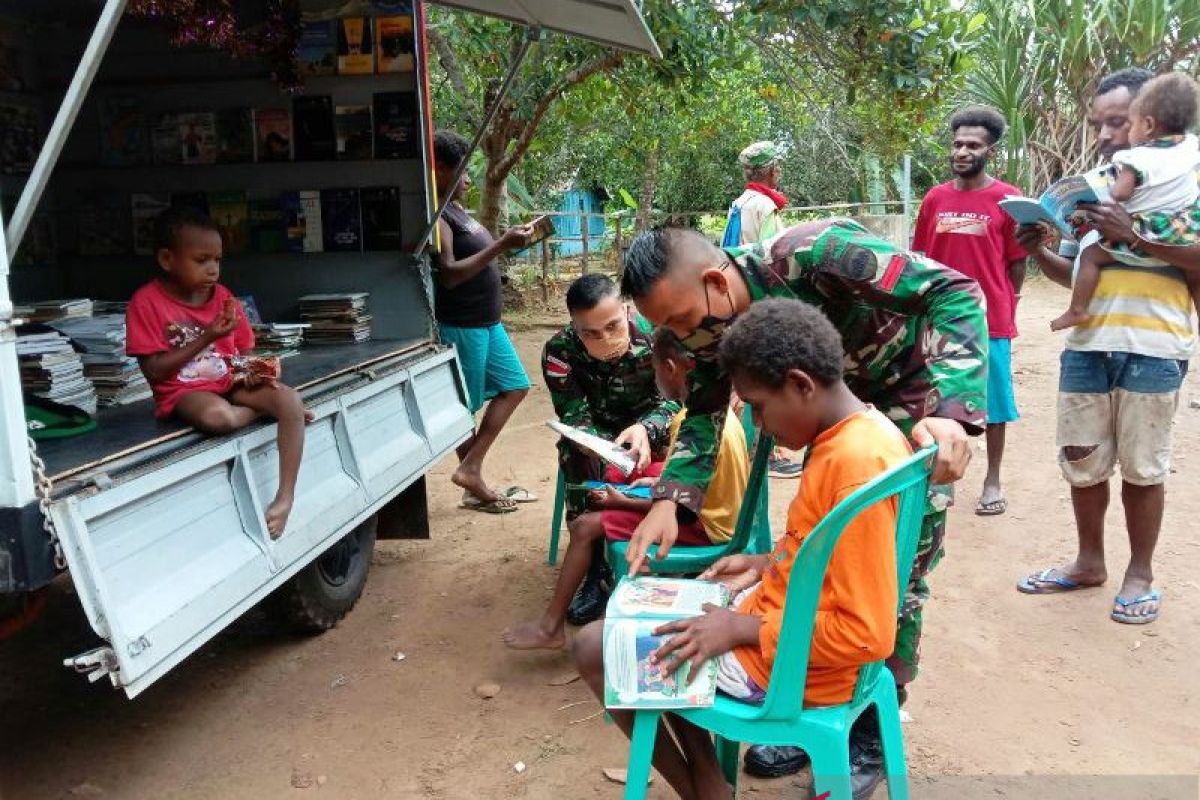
[754, 445, 936, 722]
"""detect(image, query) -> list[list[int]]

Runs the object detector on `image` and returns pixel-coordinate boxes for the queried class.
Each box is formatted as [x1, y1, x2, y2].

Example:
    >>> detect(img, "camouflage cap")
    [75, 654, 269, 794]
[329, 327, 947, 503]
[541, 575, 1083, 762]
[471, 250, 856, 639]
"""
[738, 141, 780, 168]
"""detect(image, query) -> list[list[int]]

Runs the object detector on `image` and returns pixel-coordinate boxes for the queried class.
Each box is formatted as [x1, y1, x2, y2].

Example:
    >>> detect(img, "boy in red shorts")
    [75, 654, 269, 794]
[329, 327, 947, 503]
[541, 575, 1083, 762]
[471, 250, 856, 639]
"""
[503, 328, 748, 650]
[125, 206, 309, 538]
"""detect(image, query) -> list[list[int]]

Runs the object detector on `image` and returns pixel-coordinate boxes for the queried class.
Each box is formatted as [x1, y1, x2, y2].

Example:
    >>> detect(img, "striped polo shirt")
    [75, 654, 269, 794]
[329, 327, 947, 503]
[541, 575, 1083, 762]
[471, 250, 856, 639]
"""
[1066, 231, 1196, 361]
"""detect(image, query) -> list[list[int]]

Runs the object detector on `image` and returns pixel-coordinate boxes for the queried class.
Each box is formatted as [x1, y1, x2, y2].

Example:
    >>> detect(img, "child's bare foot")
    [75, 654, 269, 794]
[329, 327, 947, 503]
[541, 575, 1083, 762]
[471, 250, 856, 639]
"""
[304, 408, 315, 423]
[502, 621, 566, 650]
[451, 463, 500, 504]
[1050, 309, 1089, 331]
[265, 495, 294, 539]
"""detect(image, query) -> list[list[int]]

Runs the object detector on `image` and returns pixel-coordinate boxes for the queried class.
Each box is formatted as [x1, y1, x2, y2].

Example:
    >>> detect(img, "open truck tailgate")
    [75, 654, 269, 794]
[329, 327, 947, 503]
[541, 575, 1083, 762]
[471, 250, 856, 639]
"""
[50, 345, 473, 697]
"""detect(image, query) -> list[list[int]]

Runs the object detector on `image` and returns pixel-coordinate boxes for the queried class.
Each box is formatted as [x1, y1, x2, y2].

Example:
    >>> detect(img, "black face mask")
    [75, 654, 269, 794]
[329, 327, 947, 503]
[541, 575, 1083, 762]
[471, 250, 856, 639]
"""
[681, 268, 738, 353]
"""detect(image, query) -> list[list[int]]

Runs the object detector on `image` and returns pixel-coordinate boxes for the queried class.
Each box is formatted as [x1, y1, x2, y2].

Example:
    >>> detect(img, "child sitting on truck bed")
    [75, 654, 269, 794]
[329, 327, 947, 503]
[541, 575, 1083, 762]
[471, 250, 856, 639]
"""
[125, 206, 310, 538]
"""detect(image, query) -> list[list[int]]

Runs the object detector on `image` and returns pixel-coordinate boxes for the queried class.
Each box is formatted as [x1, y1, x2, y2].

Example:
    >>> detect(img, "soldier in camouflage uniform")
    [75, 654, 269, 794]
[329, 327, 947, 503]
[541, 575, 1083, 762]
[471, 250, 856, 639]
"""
[543, 274, 680, 623]
[619, 219, 986, 786]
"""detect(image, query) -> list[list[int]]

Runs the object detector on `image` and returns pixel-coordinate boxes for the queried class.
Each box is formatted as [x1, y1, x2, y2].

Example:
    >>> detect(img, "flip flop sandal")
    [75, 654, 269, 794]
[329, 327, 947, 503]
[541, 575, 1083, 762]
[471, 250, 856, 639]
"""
[498, 485, 538, 503]
[460, 496, 518, 514]
[975, 497, 1008, 516]
[1111, 590, 1161, 624]
[1016, 567, 1101, 595]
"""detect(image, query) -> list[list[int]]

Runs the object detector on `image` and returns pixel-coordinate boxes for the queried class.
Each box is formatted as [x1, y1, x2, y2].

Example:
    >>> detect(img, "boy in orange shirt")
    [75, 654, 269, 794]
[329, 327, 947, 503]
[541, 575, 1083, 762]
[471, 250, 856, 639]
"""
[572, 299, 911, 799]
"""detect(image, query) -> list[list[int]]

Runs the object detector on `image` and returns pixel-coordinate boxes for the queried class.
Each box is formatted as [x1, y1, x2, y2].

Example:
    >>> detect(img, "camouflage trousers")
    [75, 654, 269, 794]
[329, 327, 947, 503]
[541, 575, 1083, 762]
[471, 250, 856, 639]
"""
[885, 503, 947, 692]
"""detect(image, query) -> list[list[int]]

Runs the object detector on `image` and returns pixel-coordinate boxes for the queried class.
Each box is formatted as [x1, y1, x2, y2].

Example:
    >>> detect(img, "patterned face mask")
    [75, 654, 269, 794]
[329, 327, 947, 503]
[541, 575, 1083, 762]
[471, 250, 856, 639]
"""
[681, 270, 738, 355]
[582, 329, 631, 362]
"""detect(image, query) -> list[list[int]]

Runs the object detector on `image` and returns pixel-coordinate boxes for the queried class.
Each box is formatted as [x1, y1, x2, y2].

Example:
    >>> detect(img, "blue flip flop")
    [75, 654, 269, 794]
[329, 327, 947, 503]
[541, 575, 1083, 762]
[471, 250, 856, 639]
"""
[1016, 567, 1101, 595]
[1111, 590, 1161, 624]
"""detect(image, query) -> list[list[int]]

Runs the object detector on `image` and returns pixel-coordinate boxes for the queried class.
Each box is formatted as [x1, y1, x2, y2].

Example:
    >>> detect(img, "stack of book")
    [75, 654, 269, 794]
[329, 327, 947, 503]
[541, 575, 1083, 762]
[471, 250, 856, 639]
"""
[298, 293, 372, 344]
[51, 315, 152, 407]
[16, 328, 99, 414]
[252, 323, 309, 359]
[15, 298, 94, 324]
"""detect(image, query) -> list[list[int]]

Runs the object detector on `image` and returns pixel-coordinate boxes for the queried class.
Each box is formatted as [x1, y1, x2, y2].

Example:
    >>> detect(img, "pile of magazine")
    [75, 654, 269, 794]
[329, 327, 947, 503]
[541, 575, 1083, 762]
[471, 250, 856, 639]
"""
[16, 328, 99, 414]
[14, 298, 94, 324]
[252, 323, 309, 359]
[51, 314, 152, 407]
[298, 293, 372, 344]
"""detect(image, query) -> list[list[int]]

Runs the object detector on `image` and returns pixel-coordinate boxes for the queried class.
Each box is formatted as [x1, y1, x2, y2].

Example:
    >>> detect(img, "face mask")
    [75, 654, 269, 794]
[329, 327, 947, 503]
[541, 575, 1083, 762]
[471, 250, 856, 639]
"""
[582, 329, 631, 362]
[681, 276, 738, 353]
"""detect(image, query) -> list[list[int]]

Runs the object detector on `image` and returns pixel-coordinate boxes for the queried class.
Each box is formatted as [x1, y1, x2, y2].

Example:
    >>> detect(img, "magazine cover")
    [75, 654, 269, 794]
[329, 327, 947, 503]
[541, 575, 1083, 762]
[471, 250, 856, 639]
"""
[360, 186, 402, 250]
[299, 190, 324, 252]
[215, 107, 254, 163]
[208, 191, 249, 255]
[335, 104, 372, 160]
[372, 91, 419, 159]
[131, 193, 171, 256]
[250, 198, 286, 253]
[98, 95, 148, 167]
[546, 420, 637, 476]
[336, 17, 374, 75]
[376, 15, 415, 73]
[254, 108, 292, 162]
[321, 188, 362, 252]
[602, 578, 731, 710]
[177, 111, 218, 165]
[998, 167, 1113, 239]
[151, 112, 181, 165]
[298, 20, 337, 76]
[293, 95, 336, 161]
[280, 191, 306, 253]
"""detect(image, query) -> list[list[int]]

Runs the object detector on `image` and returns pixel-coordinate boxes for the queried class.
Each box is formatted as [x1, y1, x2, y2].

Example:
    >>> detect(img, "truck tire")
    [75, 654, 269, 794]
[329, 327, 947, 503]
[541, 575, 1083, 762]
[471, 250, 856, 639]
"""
[267, 515, 377, 634]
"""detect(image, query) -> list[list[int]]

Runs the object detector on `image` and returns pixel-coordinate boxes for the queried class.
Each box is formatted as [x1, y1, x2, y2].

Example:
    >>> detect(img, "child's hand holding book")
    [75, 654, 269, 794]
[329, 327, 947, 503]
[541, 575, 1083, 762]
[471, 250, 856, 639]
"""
[650, 606, 762, 685]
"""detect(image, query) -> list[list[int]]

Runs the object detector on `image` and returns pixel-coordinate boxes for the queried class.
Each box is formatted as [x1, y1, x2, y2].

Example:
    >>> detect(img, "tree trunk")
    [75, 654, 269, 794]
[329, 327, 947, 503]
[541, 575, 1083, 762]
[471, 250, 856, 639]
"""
[479, 170, 506, 236]
[635, 145, 659, 233]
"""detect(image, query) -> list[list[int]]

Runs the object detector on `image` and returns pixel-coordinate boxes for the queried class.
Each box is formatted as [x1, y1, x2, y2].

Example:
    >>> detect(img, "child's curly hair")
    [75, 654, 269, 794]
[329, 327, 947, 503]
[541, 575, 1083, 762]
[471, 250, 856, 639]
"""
[1132, 72, 1200, 136]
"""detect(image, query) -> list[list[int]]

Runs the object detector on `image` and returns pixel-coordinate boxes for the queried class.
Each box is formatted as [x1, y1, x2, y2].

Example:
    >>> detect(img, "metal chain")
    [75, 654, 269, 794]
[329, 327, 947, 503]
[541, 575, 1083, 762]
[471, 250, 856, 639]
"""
[417, 254, 441, 342]
[26, 436, 66, 570]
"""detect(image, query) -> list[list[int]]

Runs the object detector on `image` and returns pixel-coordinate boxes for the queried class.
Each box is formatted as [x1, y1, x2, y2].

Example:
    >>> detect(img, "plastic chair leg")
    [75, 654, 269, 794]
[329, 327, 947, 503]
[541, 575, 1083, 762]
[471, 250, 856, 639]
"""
[874, 691, 911, 800]
[808, 731, 854, 800]
[623, 711, 660, 800]
[548, 469, 566, 566]
[714, 735, 740, 789]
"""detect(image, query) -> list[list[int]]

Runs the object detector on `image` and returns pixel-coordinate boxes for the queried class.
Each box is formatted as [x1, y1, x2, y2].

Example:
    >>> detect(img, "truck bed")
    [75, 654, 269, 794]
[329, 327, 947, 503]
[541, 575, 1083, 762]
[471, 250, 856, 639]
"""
[38, 340, 427, 486]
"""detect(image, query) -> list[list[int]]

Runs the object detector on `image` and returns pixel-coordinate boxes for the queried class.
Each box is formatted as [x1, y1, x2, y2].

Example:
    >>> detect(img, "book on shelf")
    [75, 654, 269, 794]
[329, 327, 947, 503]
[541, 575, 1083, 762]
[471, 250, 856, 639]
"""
[371, 1, 414, 12]
[131, 193, 171, 256]
[373, 91, 419, 159]
[151, 112, 181, 165]
[603, 577, 731, 710]
[208, 191, 249, 255]
[280, 191, 306, 253]
[250, 198, 286, 253]
[170, 191, 209, 215]
[254, 108, 292, 162]
[299, 190, 324, 253]
[0, 27, 32, 93]
[76, 199, 128, 256]
[293, 95, 336, 161]
[177, 111, 218, 165]
[1, 98, 40, 174]
[215, 107, 255, 163]
[376, 15, 415, 73]
[361, 186, 402, 251]
[336, 17, 374, 75]
[335, 104, 372, 160]
[298, 19, 337, 77]
[98, 95, 148, 167]
[321, 188, 362, 252]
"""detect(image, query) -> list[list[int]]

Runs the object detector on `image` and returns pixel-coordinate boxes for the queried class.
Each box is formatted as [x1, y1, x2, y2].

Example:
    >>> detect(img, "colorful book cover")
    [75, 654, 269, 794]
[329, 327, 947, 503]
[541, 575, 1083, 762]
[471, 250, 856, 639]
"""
[292, 95, 336, 161]
[215, 107, 255, 163]
[375, 15, 415, 73]
[169, 191, 209, 215]
[0, 99, 39, 173]
[297, 20, 337, 76]
[131, 193, 171, 256]
[299, 190, 324, 252]
[254, 108, 292, 162]
[250, 198, 286, 253]
[336, 17, 374, 75]
[372, 91, 419, 159]
[360, 186, 402, 251]
[321, 188, 362, 252]
[335, 104, 372, 160]
[151, 112, 181, 165]
[208, 191, 249, 255]
[177, 111, 218, 165]
[371, 1, 413, 12]
[98, 95, 148, 167]
[280, 191, 306, 253]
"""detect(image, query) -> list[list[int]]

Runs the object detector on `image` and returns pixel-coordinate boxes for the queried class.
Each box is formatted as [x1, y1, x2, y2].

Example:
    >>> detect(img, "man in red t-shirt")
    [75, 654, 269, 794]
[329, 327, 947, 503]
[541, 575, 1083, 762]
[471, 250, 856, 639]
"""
[912, 105, 1026, 517]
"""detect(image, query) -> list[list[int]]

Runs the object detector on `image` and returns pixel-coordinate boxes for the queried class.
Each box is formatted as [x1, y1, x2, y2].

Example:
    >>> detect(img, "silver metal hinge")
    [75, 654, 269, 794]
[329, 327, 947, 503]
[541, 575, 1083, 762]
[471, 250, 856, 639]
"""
[63, 646, 120, 685]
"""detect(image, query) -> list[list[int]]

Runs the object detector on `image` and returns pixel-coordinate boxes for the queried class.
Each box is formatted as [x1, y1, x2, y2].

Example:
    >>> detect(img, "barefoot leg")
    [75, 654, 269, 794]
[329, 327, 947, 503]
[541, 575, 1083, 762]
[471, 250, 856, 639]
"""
[174, 391, 259, 434]
[1053, 245, 1104, 331]
[231, 384, 307, 538]
[451, 387, 528, 504]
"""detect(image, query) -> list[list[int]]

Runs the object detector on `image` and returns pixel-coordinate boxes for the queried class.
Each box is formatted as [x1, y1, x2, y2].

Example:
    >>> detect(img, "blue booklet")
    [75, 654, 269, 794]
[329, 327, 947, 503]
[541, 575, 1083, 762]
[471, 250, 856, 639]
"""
[998, 166, 1112, 238]
[578, 481, 652, 499]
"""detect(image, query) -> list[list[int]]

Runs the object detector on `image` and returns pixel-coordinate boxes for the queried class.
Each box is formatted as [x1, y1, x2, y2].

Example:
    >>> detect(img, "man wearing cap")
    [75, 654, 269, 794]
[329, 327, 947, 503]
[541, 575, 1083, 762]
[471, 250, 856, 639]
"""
[724, 140, 804, 478]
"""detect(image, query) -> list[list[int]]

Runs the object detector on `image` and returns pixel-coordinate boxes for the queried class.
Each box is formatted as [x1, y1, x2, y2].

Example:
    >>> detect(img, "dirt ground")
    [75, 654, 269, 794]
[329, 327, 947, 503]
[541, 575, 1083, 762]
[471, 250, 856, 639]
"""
[2, 278, 1199, 800]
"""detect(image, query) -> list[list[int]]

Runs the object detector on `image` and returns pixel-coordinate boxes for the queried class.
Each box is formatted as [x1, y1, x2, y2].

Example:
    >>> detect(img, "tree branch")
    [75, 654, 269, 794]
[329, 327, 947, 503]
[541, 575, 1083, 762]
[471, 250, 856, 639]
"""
[427, 27, 472, 108]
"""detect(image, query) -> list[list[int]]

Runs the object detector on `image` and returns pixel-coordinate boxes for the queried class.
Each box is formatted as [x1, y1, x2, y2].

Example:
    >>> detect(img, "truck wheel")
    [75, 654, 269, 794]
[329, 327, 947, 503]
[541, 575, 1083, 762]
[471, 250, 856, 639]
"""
[267, 515, 377, 634]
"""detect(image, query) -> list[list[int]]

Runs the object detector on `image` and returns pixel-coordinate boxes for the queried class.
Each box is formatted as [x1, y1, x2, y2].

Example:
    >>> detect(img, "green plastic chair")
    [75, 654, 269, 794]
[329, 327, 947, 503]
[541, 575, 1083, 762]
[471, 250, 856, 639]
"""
[547, 467, 567, 565]
[605, 406, 774, 580]
[618, 445, 936, 800]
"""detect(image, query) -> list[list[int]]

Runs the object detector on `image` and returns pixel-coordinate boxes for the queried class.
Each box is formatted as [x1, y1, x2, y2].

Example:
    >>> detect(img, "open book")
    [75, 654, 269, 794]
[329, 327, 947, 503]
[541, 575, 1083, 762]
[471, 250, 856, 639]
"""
[998, 166, 1112, 238]
[578, 480, 652, 499]
[546, 420, 636, 477]
[603, 577, 732, 710]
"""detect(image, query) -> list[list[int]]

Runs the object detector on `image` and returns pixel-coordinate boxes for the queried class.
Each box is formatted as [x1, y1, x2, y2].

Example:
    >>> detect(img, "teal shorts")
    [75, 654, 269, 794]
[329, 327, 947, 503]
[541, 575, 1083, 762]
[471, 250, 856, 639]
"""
[440, 322, 530, 413]
[986, 337, 1019, 424]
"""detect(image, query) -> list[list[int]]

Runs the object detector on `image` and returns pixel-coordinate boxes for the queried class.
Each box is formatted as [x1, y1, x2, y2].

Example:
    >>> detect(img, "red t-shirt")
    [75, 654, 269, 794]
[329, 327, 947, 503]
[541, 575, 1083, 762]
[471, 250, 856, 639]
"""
[125, 280, 254, 418]
[911, 179, 1027, 338]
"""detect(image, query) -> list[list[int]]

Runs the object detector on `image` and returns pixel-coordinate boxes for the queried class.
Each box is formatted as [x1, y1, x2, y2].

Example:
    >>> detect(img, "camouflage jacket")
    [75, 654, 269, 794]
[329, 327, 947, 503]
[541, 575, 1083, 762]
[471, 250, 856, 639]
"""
[543, 314, 680, 451]
[655, 219, 989, 512]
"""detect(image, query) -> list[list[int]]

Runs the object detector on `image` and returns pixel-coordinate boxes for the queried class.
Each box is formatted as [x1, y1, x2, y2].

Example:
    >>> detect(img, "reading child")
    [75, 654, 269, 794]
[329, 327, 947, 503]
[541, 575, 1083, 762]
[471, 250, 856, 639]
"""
[572, 299, 911, 799]
[1052, 72, 1200, 331]
[503, 328, 748, 651]
[125, 206, 309, 538]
